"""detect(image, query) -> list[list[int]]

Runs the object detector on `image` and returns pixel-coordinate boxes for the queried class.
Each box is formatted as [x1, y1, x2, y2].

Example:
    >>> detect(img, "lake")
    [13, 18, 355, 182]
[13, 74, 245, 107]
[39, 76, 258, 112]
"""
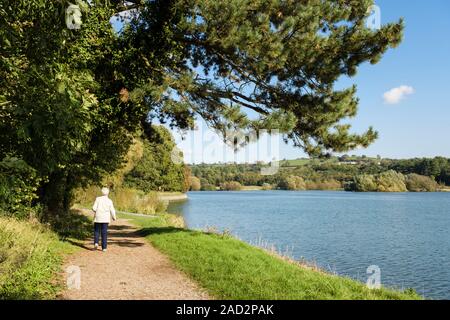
[168, 191, 450, 299]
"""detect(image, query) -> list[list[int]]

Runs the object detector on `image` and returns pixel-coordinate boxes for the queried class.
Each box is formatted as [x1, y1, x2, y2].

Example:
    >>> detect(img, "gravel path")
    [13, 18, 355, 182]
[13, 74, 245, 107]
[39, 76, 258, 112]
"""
[61, 216, 210, 300]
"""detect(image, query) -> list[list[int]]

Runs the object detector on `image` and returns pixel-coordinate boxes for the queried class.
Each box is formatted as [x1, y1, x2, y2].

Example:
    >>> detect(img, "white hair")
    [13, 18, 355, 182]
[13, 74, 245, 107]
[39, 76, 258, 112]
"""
[101, 187, 110, 196]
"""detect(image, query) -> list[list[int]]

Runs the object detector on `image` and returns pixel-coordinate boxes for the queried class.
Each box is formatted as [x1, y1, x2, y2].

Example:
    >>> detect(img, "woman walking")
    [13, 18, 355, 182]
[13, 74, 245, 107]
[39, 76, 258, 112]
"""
[92, 187, 116, 252]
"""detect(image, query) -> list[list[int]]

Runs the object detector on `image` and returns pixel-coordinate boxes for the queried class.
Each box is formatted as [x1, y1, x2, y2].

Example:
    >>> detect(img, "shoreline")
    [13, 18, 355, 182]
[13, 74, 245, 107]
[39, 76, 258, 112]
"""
[191, 187, 447, 193]
[121, 211, 422, 300]
[157, 192, 188, 202]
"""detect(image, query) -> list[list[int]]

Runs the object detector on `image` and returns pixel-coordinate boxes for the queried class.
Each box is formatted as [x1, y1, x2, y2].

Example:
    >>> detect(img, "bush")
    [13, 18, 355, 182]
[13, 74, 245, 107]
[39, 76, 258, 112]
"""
[346, 174, 378, 192]
[306, 179, 342, 190]
[377, 170, 407, 192]
[346, 170, 407, 192]
[189, 176, 201, 191]
[220, 181, 242, 191]
[201, 184, 217, 191]
[278, 176, 306, 190]
[406, 174, 438, 192]
[0, 157, 42, 217]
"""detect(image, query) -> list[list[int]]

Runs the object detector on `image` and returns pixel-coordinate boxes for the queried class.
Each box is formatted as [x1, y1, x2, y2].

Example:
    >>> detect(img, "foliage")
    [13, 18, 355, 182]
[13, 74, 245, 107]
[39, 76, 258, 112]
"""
[102, 139, 144, 188]
[121, 0, 403, 155]
[278, 175, 306, 190]
[201, 183, 217, 191]
[124, 125, 187, 193]
[346, 174, 377, 192]
[387, 157, 450, 185]
[306, 179, 342, 190]
[123, 212, 421, 300]
[189, 176, 201, 191]
[220, 181, 242, 191]
[0, 157, 42, 216]
[1, 0, 404, 213]
[0, 0, 138, 212]
[191, 156, 450, 192]
[405, 174, 438, 192]
[376, 170, 407, 192]
[346, 170, 407, 192]
[0, 216, 73, 299]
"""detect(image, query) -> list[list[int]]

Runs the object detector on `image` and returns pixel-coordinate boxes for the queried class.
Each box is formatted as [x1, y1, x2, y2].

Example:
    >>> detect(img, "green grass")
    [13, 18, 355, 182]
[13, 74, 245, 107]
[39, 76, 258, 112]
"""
[0, 210, 91, 300]
[0, 217, 74, 299]
[122, 212, 422, 300]
[279, 159, 312, 167]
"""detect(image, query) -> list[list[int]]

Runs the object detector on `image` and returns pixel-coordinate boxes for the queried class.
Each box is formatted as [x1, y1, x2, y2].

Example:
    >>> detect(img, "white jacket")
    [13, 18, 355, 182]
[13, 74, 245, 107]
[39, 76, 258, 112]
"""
[92, 196, 116, 223]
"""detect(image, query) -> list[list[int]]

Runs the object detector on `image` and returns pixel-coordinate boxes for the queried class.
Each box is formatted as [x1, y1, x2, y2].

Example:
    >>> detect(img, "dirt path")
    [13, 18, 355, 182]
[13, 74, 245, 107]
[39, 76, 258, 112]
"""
[61, 215, 210, 300]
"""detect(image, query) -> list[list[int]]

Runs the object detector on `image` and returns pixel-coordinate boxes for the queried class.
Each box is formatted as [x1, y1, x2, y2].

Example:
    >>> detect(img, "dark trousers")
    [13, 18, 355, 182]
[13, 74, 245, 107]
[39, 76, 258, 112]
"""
[94, 223, 109, 250]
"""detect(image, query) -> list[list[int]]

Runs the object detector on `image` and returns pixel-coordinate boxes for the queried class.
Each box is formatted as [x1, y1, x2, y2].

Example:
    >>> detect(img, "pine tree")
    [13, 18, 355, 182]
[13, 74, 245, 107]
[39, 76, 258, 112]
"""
[118, 0, 403, 155]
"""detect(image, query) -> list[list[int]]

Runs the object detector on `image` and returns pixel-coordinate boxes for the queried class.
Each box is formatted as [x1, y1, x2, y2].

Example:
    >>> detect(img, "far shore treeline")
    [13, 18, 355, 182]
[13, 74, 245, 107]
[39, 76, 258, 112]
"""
[188, 156, 450, 192]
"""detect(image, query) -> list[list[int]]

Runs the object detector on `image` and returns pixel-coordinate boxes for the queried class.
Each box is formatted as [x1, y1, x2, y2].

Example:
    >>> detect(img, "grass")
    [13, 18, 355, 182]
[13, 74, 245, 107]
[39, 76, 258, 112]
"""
[0, 216, 73, 299]
[0, 209, 92, 300]
[75, 186, 167, 215]
[121, 212, 422, 300]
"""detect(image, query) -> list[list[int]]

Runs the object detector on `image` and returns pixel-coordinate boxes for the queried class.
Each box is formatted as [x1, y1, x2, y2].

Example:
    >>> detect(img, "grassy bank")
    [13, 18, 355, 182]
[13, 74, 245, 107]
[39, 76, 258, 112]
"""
[122, 212, 421, 300]
[0, 216, 74, 299]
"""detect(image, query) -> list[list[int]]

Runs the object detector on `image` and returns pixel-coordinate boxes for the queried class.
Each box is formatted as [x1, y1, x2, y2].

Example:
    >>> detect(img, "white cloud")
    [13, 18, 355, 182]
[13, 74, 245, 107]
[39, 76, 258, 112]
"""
[383, 85, 415, 104]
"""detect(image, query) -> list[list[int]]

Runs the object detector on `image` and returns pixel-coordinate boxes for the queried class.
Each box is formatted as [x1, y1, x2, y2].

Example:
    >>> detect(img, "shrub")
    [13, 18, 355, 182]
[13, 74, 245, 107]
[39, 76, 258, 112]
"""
[346, 174, 378, 192]
[306, 179, 342, 190]
[201, 184, 217, 191]
[189, 176, 201, 191]
[278, 176, 306, 190]
[346, 170, 407, 192]
[220, 181, 242, 191]
[376, 170, 407, 192]
[405, 174, 438, 192]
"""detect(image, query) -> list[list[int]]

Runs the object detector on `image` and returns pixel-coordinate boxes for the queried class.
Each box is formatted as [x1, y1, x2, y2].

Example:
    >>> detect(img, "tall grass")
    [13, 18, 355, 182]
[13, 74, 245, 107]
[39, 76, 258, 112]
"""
[75, 186, 167, 215]
[0, 216, 73, 299]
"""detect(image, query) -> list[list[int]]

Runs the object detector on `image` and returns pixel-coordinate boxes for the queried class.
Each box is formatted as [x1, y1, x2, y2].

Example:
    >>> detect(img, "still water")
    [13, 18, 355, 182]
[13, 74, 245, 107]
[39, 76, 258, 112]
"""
[169, 191, 450, 299]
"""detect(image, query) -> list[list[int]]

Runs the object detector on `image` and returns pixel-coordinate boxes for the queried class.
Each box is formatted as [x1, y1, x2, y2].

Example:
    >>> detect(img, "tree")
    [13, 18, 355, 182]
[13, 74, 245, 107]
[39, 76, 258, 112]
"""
[1, 0, 403, 213]
[120, 0, 403, 156]
[189, 176, 201, 191]
[124, 125, 187, 193]
[1, 1, 136, 211]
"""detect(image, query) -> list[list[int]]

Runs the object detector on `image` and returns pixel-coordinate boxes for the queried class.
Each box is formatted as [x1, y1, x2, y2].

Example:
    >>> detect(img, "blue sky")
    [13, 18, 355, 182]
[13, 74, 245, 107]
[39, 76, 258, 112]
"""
[113, 1, 450, 162]
[329, 0, 450, 159]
